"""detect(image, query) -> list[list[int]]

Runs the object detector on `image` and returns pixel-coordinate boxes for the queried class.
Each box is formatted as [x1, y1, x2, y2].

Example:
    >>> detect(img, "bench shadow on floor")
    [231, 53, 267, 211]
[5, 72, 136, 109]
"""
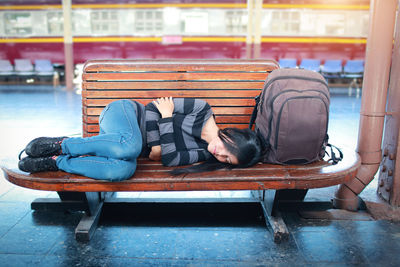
[1, 176, 400, 266]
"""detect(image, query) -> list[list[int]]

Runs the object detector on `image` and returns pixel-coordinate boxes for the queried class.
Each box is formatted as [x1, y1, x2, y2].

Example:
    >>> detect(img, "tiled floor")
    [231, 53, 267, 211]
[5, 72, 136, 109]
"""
[1, 85, 400, 267]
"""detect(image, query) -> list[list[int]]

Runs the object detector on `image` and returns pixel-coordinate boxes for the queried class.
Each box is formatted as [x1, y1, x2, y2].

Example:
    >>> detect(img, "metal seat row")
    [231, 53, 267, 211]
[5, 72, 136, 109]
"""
[278, 58, 364, 79]
[0, 59, 55, 82]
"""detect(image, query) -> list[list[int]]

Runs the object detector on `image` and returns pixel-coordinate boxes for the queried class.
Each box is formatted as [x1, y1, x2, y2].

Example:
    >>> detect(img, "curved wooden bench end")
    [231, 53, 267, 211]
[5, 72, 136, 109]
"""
[1, 149, 360, 192]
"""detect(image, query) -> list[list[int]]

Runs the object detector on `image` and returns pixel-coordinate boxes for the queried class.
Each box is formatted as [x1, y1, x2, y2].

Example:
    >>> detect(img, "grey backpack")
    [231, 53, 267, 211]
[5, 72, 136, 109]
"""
[250, 68, 341, 164]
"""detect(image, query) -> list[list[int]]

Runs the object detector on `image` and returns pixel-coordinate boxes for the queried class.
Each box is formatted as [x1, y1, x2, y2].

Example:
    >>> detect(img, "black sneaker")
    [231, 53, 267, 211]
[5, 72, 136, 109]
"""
[23, 136, 68, 158]
[18, 156, 59, 173]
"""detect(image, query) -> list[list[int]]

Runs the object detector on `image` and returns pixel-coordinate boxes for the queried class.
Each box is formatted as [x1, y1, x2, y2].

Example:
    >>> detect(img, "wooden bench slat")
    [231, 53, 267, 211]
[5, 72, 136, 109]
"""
[84, 106, 255, 116]
[84, 124, 251, 135]
[85, 124, 251, 134]
[83, 72, 269, 82]
[83, 81, 265, 90]
[84, 115, 252, 127]
[83, 60, 278, 72]
[83, 98, 258, 107]
[82, 90, 261, 99]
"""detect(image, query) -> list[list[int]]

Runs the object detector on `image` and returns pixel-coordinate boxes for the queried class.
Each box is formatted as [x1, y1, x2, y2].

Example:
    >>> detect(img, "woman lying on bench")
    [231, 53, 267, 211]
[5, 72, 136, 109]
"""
[18, 97, 262, 181]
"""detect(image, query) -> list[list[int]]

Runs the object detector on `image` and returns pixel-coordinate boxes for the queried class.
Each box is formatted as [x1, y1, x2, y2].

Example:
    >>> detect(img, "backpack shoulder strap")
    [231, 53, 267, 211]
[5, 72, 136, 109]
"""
[249, 94, 260, 129]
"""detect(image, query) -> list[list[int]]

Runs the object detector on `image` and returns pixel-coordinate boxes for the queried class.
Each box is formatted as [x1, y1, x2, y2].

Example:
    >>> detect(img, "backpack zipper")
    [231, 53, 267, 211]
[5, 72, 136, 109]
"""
[259, 75, 329, 115]
[265, 89, 329, 145]
[274, 96, 329, 149]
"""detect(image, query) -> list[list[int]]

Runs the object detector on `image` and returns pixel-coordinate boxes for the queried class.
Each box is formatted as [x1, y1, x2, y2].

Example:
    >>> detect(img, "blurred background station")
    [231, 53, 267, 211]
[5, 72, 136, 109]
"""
[0, 0, 367, 90]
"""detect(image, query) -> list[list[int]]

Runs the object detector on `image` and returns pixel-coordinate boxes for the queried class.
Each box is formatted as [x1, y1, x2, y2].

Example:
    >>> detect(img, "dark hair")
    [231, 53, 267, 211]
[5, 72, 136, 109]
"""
[170, 128, 261, 175]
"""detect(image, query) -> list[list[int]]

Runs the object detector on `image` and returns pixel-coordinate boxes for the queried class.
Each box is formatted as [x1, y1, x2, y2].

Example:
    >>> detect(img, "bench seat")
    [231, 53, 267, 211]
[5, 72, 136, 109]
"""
[2, 154, 360, 192]
[1, 152, 360, 243]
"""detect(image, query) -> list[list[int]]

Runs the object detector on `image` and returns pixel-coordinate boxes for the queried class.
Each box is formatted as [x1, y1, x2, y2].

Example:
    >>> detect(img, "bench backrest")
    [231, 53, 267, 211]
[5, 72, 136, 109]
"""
[82, 59, 279, 137]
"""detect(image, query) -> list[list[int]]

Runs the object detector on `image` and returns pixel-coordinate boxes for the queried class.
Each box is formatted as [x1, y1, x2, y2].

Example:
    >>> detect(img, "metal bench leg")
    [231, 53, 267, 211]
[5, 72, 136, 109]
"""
[253, 189, 317, 243]
[75, 199, 103, 242]
[31, 191, 109, 242]
[252, 190, 290, 243]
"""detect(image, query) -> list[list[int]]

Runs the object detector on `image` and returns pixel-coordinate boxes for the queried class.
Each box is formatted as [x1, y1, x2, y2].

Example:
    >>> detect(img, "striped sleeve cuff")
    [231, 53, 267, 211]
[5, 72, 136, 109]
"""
[159, 117, 174, 135]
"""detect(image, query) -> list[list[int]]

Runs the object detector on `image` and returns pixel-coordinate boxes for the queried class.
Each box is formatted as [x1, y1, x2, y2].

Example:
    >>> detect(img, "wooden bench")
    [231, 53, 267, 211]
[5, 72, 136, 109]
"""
[1, 59, 361, 243]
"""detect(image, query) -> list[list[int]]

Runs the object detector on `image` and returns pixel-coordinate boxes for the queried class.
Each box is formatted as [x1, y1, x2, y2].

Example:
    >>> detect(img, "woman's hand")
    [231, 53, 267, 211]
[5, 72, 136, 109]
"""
[153, 97, 174, 118]
[149, 145, 161, 161]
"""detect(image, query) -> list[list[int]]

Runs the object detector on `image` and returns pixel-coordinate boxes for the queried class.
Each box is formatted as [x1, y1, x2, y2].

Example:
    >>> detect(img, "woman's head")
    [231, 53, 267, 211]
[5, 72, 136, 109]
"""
[170, 128, 262, 175]
[207, 128, 261, 167]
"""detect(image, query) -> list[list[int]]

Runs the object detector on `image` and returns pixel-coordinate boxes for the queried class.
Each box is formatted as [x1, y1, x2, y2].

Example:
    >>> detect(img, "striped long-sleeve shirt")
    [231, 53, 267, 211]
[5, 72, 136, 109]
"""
[145, 98, 214, 166]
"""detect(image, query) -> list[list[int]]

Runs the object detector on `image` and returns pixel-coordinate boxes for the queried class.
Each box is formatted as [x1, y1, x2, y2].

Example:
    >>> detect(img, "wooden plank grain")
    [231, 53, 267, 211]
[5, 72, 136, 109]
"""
[82, 90, 261, 99]
[83, 81, 265, 90]
[84, 106, 254, 116]
[83, 72, 269, 82]
[83, 98, 257, 107]
[84, 115, 251, 126]
[83, 115, 250, 133]
[84, 123, 251, 134]
[83, 59, 279, 72]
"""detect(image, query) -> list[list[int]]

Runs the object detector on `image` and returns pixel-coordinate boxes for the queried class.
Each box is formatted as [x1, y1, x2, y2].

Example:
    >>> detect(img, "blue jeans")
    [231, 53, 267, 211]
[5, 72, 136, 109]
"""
[56, 100, 142, 181]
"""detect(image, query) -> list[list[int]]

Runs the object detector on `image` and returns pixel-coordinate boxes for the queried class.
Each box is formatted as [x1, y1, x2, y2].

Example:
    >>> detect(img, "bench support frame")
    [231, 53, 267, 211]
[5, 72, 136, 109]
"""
[29, 189, 330, 243]
[31, 192, 110, 241]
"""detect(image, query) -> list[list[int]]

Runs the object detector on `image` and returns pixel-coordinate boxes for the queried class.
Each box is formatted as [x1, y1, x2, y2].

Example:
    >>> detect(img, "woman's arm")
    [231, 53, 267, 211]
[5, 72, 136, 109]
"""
[145, 97, 212, 165]
[157, 116, 211, 166]
[153, 97, 174, 118]
[146, 97, 173, 161]
[148, 97, 173, 161]
[149, 145, 161, 161]
[146, 97, 209, 148]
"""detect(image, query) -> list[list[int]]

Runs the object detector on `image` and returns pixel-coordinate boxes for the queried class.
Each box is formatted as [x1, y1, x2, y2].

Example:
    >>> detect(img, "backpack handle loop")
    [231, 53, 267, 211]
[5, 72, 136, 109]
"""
[326, 144, 343, 165]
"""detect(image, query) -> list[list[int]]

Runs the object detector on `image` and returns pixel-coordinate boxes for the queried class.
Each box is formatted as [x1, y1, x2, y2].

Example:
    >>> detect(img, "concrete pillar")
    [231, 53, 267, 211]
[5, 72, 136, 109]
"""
[333, 0, 398, 210]
[253, 0, 262, 59]
[62, 0, 74, 90]
[246, 0, 254, 59]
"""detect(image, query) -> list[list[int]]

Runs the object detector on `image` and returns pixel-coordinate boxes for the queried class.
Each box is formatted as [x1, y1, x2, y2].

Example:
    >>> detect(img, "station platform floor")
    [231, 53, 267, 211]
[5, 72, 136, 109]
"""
[0, 85, 399, 266]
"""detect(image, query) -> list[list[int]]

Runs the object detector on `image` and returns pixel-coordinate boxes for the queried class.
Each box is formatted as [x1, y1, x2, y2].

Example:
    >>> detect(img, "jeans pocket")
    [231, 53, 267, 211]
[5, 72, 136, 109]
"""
[99, 105, 110, 125]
